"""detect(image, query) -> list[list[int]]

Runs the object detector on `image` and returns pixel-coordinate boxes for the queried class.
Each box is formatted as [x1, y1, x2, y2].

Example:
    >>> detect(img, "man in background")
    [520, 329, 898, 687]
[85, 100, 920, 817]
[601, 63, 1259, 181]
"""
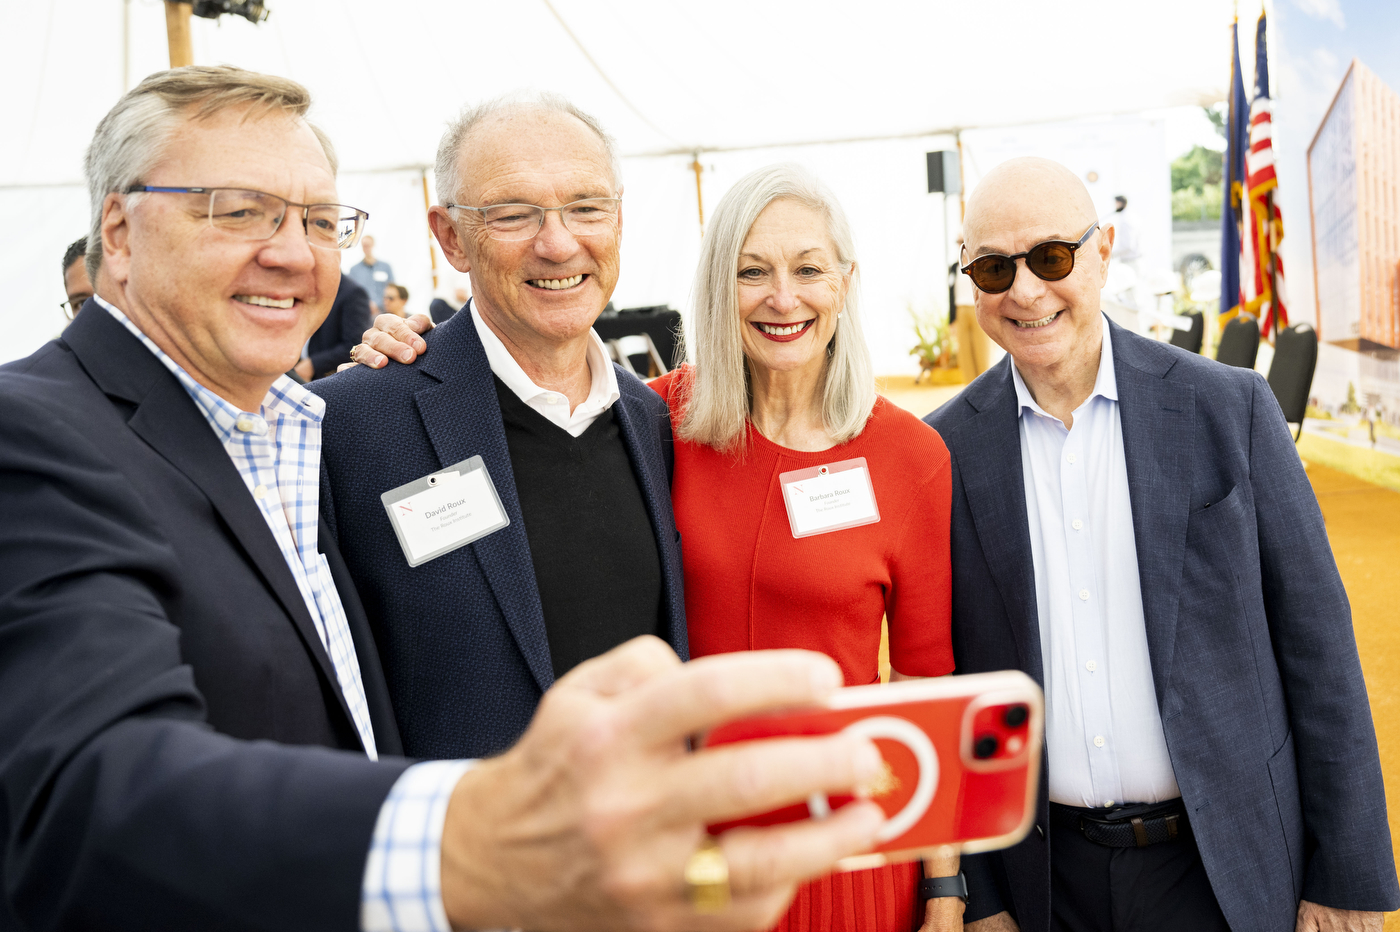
[60, 235, 93, 321]
[429, 284, 469, 323]
[348, 233, 394, 313]
[381, 281, 408, 317]
[296, 271, 372, 379]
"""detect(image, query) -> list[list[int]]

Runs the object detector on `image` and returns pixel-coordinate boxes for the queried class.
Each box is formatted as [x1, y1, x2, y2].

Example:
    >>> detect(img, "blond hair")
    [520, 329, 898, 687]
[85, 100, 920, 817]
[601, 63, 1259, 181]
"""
[678, 163, 876, 452]
[83, 65, 335, 282]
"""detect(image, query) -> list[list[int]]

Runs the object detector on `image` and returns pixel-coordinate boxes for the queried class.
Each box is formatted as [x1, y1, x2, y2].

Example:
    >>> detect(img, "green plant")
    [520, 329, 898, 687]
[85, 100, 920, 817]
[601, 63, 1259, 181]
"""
[909, 305, 950, 368]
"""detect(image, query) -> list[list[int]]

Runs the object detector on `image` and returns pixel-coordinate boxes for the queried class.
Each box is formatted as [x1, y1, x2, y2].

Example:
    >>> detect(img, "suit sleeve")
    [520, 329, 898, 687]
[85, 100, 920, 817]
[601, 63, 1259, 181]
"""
[1247, 374, 1400, 910]
[311, 282, 373, 378]
[0, 392, 411, 931]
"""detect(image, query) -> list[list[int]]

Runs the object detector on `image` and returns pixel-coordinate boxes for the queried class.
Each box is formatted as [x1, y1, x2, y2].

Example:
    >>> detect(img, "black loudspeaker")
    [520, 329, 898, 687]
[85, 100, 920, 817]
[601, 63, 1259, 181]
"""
[927, 151, 961, 195]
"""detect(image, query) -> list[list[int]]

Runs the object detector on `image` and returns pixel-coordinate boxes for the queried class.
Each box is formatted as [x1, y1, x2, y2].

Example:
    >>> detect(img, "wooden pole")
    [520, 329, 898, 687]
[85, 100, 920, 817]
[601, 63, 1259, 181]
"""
[421, 169, 439, 291]
[164, 2, 194, 68]
[690, 154, 705, 237]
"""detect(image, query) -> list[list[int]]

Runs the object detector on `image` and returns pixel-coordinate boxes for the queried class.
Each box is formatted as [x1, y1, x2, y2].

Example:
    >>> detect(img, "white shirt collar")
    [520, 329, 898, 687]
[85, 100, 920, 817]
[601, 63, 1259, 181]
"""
[1011, 312, 1118, 422]
[468, 298, 620, 415]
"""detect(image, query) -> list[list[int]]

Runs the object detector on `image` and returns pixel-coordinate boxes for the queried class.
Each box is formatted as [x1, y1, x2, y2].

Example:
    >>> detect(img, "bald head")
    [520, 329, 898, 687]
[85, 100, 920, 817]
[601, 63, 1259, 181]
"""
[963, 157, 1098, 258]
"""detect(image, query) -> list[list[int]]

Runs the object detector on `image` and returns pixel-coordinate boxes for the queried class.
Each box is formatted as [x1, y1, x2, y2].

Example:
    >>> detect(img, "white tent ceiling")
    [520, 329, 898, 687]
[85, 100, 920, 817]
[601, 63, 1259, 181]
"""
[9, 0, 1232, 183]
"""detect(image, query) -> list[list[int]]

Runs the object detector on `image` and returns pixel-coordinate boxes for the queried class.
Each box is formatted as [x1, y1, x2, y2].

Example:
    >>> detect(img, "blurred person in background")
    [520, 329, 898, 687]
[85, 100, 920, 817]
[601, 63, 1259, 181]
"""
[0, 65, 889, 932]
[381, 282, 408, 317]
[429, 284, 470, 324]
[348, 233, 394, 313]
[60, 235, 93, 322]
[296, 271, 371, 379]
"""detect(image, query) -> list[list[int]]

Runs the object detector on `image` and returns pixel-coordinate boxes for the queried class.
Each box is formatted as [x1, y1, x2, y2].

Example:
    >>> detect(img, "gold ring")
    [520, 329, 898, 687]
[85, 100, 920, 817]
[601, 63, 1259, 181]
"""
[684, 836, 730, 913]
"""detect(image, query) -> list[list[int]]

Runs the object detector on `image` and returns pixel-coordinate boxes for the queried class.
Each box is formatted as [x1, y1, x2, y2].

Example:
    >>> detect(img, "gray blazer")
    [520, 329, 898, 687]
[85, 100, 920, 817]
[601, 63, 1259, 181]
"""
[925, 318, 1399, 932]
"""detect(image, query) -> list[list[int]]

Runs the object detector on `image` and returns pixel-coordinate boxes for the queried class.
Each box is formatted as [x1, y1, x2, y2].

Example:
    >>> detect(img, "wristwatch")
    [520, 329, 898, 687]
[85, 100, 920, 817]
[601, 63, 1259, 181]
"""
[919, 871, 968, 904]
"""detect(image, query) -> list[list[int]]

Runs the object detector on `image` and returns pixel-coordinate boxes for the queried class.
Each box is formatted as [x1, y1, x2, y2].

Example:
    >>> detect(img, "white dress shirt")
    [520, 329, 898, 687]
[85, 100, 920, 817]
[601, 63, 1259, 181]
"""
[470, 299, 621, 435]
[1013, 313, 1180, 808]
[98, 297, 472, 932]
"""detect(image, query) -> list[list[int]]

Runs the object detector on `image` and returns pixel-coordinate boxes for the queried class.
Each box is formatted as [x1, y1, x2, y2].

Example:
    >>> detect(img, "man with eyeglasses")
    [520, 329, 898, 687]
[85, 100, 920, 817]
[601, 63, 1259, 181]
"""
[59, 235, 93, 321]
[313, 93, 689, 765]
[0, 67, 891, 931]
[925, 157, 1397, 932]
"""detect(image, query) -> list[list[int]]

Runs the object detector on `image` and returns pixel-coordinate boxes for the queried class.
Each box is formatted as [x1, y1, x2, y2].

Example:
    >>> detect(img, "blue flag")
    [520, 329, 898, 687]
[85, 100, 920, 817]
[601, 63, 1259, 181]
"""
[1221, 19, 1248, 317]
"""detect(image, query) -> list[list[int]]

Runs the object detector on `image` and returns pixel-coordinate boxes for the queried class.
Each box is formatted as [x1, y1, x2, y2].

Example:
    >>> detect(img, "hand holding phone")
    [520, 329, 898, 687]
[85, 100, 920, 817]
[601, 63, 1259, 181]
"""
[702, 670, 1043, 871]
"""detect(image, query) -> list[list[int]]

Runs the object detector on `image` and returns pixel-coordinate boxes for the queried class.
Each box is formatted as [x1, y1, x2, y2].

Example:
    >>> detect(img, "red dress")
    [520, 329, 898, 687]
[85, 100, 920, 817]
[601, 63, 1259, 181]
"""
[651, 368, 954, 932]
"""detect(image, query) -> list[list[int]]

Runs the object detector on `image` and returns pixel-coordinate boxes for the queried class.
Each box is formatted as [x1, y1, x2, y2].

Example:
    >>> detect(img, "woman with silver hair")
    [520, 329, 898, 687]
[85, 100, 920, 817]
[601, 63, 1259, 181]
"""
[651, 163, 957, 932]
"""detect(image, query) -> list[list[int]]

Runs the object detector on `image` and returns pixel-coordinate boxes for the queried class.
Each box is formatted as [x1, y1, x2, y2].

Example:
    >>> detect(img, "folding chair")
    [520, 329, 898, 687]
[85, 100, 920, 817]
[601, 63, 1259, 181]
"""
[1266, 323, 1318, 443]
[608, 333, 669, 379]
[1168, 311, 1204, 354]
[1216, 315, 1260, 369]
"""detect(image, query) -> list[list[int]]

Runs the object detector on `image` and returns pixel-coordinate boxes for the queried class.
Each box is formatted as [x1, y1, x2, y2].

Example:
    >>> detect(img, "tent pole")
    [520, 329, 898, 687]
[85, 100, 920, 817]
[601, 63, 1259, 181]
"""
[122, 0, 132, 91]
[691, 153, 705, 237]
[422, 169, 438, 291]
[164, 2, 194, 68]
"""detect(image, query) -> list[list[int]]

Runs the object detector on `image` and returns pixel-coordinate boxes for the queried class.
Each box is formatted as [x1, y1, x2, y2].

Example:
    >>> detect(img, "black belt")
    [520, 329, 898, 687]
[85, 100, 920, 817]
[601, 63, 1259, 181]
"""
[1051, 800, 1188, 849]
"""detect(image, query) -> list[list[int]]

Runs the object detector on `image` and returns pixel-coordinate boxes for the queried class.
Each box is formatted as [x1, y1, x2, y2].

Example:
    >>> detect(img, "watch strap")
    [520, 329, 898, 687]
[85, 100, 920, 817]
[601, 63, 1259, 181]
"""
[919, 871, 968, 904]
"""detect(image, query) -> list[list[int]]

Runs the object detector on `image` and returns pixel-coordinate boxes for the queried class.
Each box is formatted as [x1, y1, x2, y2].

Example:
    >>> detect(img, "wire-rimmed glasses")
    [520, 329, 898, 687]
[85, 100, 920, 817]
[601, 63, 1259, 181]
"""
[443, 197, 621, 241]
[60, 295, 92, 319]
[124, 186, 370, 250]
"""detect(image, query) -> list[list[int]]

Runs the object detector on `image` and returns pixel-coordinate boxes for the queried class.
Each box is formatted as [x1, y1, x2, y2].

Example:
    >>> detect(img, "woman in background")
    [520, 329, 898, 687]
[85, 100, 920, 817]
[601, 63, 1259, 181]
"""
[651, 163, 957, 932]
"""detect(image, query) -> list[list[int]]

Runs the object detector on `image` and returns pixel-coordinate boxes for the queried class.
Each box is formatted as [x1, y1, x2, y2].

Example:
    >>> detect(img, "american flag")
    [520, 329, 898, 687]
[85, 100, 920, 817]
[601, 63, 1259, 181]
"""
[1241, 11, 1288, 338]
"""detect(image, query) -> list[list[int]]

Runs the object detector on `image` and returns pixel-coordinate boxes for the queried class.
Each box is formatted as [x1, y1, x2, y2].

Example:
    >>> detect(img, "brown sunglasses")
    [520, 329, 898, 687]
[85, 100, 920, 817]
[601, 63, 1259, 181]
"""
[960, 222, 1099, 294]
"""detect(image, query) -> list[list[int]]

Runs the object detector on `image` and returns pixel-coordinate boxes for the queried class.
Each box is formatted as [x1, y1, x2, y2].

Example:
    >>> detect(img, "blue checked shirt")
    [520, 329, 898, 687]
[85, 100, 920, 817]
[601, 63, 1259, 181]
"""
[98, 299, 470, 931]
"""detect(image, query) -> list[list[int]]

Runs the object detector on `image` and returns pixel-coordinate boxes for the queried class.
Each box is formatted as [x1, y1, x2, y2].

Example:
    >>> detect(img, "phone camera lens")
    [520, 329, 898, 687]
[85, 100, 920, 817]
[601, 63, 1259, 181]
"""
[974, 735, 999, 759]
[1003, 704, 1028, 728]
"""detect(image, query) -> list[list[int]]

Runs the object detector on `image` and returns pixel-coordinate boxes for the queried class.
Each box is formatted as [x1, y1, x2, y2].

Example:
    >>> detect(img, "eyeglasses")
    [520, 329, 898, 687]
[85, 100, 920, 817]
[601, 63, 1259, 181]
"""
[124, 186, 370, 250]
[60, 295, 92, 319]
[444, 197, 621, 242]
[960, 222, 1099, 294]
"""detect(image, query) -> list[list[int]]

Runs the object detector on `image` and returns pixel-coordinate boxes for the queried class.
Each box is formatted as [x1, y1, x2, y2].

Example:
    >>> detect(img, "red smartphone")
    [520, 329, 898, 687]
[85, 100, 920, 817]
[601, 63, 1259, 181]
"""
[701, 670, 1043, 871]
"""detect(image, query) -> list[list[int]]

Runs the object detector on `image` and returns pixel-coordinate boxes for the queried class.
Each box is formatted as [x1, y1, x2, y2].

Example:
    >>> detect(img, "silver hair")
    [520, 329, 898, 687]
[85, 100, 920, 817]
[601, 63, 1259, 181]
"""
[677, 162, 876, 452]
[83, 65, 336, 283]
[434, 91, 621, 207]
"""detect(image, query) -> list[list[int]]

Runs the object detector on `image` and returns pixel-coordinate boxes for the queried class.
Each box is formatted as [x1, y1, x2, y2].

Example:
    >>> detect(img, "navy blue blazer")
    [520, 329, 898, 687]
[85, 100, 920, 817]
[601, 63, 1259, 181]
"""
[925, 318, 1399, 932]
[313, 309, 687, 760]
[0, 304, 409, 931]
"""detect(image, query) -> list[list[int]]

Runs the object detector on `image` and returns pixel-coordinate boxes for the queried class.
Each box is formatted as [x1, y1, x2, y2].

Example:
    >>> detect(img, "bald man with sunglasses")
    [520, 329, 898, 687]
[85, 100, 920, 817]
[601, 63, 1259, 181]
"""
[925, 158, 1397, 932]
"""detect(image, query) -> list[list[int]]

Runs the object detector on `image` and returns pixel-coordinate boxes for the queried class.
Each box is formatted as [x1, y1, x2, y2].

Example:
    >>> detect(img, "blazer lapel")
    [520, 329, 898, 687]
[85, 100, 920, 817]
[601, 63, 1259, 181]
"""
[413, 314, 555, 692]
[948, 360, 1043, 683]
[610, 382, 688, 659]
[65, 309, 361, 741]
[1110, 322, 1195, 705]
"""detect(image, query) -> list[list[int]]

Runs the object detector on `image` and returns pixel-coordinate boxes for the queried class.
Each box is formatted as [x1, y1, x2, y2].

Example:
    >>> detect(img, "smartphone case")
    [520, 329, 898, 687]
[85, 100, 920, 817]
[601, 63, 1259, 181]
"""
[701, 670, 1043, 871]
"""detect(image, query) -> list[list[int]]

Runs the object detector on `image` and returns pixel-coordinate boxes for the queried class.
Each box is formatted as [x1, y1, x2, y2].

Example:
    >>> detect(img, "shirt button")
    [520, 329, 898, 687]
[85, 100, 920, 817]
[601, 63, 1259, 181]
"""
[1094, 735, 1105, 748]
[1067, 453, 1077, 464]
[236, 416, 256, 432]
[1104, 800, 1115, 808]
[1072, 519, 1084, 530]
[253, 484, 266, 499]
[1086, 659, 1097, 672]
[1079, 588, 1090, 601]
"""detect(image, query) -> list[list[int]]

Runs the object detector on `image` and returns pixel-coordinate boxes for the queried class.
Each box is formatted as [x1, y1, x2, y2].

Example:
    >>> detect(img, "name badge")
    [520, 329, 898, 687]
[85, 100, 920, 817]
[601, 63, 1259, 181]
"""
[779, 457, 880, 539]
[381, 456, 509, 567]
[373, 270, 389, 282]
